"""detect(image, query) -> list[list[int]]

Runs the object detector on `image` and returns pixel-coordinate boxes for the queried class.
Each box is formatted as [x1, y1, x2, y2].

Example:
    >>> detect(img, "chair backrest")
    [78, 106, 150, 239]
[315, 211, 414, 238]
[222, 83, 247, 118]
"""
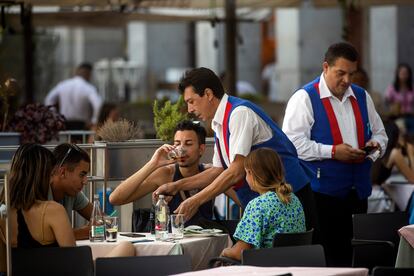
[272, 228, 314, 247]
[214, 219, 239, 243]
[242, 244, 326, 267]
[95, 254, 192, 276]
[353, 212, 408, 245]
[352, 212, 409, 270]
[372, 266, 414, 276]
[12, 246, 93, 276]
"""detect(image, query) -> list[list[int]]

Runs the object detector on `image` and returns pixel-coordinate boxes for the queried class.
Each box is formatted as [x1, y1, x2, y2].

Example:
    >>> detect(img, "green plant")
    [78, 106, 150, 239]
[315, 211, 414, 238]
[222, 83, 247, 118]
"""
[96, 119, 143, 142]
[153, 96, 189, 141]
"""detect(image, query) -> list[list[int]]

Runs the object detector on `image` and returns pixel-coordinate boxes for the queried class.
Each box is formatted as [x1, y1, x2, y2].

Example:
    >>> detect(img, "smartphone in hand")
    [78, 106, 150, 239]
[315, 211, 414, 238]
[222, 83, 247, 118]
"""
[362, 146, 376, 155]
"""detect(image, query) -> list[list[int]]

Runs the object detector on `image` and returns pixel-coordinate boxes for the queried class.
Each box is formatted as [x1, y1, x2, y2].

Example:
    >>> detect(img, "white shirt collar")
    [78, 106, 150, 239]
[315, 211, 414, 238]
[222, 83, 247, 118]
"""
[211, 94, 229, 130]
[319, 73, 355, 101]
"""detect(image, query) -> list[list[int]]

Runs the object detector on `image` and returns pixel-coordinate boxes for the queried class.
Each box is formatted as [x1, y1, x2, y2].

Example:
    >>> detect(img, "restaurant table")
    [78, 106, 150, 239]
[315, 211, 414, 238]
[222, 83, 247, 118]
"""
[171, 265, 368, 276]
[77, 232, 231, 270]
[396, 225, 414, 267]
[382, 182, 414, 211]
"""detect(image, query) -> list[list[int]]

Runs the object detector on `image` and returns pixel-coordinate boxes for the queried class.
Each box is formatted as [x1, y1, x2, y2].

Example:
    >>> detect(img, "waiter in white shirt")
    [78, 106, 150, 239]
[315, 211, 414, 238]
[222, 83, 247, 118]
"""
[282, 42, 388, 267]
[45, 62, 102, 131]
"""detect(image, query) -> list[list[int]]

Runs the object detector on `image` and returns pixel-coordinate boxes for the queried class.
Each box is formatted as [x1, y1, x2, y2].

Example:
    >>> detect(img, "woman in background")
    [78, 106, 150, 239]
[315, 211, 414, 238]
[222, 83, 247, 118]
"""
[89, 102, 120, 142]
[385, 64, 414, 134]
[97, 103, 120, 128]
[220, 148, 305, 261]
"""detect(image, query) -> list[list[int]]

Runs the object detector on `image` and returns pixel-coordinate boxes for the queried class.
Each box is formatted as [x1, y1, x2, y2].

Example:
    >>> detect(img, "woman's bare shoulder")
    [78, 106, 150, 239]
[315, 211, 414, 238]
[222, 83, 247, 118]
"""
[43, 201, 66, 216]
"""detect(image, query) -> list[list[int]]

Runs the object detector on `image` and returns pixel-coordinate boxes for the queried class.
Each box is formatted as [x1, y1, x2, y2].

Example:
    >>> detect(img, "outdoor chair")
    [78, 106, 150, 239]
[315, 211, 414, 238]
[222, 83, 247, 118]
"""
[12, 246, 93, 276]
[214, 219, 239, 242]
[242, 244, 326, 267]
[272, 228, 314, 247]
[208, 228, 315, 268]
[352, 212, 409, 271]
[95, 254, 192, 276]
[372, 266, 414, 276]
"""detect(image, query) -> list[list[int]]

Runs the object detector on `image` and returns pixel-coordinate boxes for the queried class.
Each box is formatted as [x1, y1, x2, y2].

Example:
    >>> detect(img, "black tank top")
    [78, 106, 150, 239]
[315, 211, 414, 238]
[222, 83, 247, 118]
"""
[168, 164, 213, 226]
[17, 209, 59, 248]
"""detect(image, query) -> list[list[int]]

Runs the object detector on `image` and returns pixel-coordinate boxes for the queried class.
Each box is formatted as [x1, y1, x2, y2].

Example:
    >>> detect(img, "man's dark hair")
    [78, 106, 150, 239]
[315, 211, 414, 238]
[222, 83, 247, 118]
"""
[324, 42, 359, 66]
[178, 67, 225, 99]
[78, 62, 93, 72]
[174, 120, 207, 145]
[53, 143, 90, 170]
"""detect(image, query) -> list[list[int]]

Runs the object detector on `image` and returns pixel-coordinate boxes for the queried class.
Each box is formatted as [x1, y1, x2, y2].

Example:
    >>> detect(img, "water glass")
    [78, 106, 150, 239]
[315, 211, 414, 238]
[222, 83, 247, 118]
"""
[104, 216, 118, 242]
[167, 146, 186, 160]
[170, 214, 185, 239]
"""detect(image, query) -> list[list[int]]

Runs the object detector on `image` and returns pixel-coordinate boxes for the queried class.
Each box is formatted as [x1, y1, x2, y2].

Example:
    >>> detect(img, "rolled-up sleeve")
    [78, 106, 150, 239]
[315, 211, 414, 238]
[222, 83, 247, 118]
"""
[282, 90, 333, 161]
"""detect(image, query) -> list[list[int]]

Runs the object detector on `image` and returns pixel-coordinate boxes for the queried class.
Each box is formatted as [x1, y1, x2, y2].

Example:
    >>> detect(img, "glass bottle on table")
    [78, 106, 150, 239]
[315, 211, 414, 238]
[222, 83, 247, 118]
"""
[149, 201, 156, 235]
[155, 195, 169, 241]
[89, 194, 105, 242]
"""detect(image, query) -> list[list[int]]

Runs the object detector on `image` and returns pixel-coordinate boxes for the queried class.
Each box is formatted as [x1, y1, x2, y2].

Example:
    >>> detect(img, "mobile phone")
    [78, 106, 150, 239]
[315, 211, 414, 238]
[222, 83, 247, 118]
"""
[119, 233, 146, 238]
[362, 146, 376, 155]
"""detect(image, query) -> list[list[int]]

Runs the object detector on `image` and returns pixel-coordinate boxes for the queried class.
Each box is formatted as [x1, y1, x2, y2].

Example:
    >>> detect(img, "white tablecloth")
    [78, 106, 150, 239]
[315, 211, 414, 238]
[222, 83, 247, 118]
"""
[396, 225, 414, 267]
[172, 265, 368, 276]
[77, 233, 231, 270]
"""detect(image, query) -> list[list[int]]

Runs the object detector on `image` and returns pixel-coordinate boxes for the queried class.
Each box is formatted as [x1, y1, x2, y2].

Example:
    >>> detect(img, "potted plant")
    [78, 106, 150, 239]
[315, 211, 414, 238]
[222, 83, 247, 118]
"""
[153, 96, 189, 142]
[7, 103, 66, 144]
[94, 96, 189, 180]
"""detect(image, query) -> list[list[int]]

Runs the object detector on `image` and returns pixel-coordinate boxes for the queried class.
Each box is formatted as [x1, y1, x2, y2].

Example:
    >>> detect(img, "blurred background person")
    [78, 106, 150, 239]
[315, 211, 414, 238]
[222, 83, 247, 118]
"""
[369, 120, 414, 212]
[385, 64, 414, 135]
[97, 102, 120, 129]
[220, 72, 258, 97]
[45, 62, 103, 132]
[90, 102, 120, 142]
[352, 67, 385, 116]
[261, 58, 278, 102]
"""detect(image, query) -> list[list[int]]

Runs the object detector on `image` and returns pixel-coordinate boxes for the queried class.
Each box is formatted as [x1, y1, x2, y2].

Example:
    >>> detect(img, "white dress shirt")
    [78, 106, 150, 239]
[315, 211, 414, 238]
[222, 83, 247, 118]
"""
[282, 73, 387, 161]
[45, 76, 102, 124]
[212, 94, 273, 167]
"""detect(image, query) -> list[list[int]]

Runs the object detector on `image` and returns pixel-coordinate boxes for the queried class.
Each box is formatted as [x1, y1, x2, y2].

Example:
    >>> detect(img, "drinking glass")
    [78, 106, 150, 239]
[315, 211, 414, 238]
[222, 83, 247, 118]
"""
[170, 214, 185, 239]
[167, 146, 186, 160]
[104, 216, 118, 242]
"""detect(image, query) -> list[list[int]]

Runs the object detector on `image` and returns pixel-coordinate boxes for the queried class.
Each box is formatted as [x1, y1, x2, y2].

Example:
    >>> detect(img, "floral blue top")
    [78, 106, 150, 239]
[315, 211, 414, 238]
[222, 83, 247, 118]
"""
[233, 191, 306, 248]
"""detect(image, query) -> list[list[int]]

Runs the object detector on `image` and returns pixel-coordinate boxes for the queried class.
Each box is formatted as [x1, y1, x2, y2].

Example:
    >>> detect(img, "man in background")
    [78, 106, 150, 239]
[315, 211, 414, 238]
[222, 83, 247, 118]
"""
[45, 62, 102, 131]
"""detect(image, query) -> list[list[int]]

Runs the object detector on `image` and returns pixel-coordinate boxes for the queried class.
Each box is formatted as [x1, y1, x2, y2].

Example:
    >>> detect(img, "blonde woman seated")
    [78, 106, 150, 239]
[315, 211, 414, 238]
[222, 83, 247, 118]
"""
[220, 148, 306, 261]
[0, 144, 134, 272]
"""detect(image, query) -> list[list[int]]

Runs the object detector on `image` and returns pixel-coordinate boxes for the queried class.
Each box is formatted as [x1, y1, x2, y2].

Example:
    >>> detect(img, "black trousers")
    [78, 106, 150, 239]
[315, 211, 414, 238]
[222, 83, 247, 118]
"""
[294, 183, 320, 243]
[314, 190, 367, 267]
